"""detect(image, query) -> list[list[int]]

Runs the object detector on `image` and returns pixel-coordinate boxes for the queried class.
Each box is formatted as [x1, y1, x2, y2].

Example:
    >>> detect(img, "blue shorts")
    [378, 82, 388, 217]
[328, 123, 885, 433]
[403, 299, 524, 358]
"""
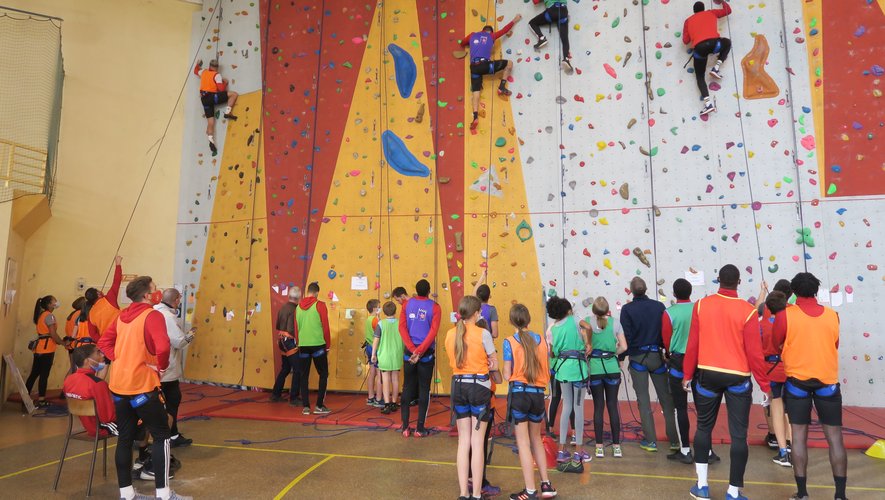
[365, 345, 377, 367]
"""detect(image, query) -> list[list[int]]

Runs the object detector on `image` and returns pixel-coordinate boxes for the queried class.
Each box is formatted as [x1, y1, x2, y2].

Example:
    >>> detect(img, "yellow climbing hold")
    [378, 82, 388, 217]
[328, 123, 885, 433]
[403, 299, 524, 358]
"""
[603, 258, 612, 270]
[599, 217, 609, 225]
[597, 141, 607, 151]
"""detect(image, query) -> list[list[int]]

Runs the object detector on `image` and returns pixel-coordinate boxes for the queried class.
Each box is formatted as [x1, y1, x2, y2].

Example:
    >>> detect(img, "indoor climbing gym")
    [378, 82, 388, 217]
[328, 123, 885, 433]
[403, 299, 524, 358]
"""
[1, 0, 884, 499]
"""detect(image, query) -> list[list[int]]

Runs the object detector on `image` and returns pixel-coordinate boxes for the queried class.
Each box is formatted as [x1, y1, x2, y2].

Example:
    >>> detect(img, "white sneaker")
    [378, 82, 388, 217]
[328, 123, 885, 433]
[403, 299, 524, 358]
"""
[595, 446, 605, 458]
[613, 444, 623, 458]
[700, 101, 716, 115]
[561, 58, 573, 73]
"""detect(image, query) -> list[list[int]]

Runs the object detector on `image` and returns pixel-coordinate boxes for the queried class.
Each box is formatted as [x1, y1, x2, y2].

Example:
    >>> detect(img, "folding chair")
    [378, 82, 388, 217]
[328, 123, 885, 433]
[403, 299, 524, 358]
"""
[52, 398, 113, 496]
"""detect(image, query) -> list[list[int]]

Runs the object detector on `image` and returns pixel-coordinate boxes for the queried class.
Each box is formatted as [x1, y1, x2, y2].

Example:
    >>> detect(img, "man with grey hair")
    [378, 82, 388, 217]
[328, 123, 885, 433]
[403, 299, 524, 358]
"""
[271, 286, 302, 405]
[154, 288, 195, 448]
[620, 277, 678, 453]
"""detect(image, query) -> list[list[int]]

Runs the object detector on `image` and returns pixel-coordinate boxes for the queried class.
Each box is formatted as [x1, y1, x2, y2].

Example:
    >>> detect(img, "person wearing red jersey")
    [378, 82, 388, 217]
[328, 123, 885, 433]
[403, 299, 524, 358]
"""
[682, 265, 769, 500]
[193, 58, 238, 155]
[98, 276, 189, 500]
[773, 273, 847, 500]
[63, 344, 117, 437]
[682, 1, 733, 115]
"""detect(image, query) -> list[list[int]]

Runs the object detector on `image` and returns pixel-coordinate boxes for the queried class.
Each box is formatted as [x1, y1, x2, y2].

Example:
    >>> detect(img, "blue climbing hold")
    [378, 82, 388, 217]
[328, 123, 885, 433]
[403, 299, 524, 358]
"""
[382, 130, 431, 177]
[388, 43, 417, 98]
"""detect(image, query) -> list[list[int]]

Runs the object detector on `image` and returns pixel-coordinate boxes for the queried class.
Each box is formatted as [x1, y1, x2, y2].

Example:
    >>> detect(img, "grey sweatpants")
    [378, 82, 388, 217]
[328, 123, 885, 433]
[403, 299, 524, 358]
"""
[559, 382, 586, 446]
[629, 352, 678, 446]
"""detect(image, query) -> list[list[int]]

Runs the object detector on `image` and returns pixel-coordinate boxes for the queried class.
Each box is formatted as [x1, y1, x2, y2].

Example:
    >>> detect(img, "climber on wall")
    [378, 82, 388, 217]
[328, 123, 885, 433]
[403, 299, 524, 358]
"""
[528, 0, 573, 73]
[193, 58, 238, 155]
[682, 0, 733, 116]
[459, 14, 521, 131]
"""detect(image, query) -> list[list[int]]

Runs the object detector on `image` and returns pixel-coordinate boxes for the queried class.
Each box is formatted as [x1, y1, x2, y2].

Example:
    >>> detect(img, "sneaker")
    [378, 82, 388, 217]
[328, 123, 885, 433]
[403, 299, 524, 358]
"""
[167, 492, 193, 500]
[772, 451, 792, 467]
[612, 444, 623, 458]
[786, 439, 792, 452]
[533, 36, 548, 50]
[409, 399, 418, 407]
[569, 434, 577, 446]
[313, 406, 331, 415]
[398, 425, 411, 438]
[540, 481, 557, 498]
[670, 443, 681, 452]
[170, 434, 192, 448]
[497, 86, 512, 97]
[555, 450, 571, 463]
[381, 403, 394, 414]
[709, 66, 723, 79]
[639, 440, 658, 452]
[668, 450, 694, 464]
[208, 141, 217, 155]
[124, 492, 153, 500]
[700, 101, 716, 116]
[560, 59, 573, 73]
[765, 433, 778, 449]
[223, 113, 238, 121]
[269, 394, 282, 402]
[170, 454, 181, 473]
[788, 495, 809, 500]
[509, 489, 538, 500]
[372, 399, 385, 408]
[289, 398, 302, 406]
[413, 427, 431, 438]
[709, 450, 721, 463]
[595, 446, 605, 458]
[302, 407, 311, 415]
[725, 492, 748, 500]
[139, 463, 174, 481]
[555, 459, 584, 474]
[689, 484, 710, 499]
[576, 450, 592, 463]
[367, 397, 377, 406]
[482, 483, 502, 497]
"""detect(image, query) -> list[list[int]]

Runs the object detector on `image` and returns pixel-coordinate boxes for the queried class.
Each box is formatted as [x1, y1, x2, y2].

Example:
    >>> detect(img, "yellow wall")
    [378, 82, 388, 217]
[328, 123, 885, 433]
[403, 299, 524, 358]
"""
[1, 0, 198, 396]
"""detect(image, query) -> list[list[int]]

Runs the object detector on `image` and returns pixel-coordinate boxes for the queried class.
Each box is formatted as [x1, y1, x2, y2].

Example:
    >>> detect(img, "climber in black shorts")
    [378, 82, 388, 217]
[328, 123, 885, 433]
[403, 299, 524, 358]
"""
[459, 15, 521, 130]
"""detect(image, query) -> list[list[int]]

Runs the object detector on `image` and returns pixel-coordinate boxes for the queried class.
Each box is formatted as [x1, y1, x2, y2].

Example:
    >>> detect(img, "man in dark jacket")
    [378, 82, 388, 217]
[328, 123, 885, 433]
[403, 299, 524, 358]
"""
[271, 286, 302, 405]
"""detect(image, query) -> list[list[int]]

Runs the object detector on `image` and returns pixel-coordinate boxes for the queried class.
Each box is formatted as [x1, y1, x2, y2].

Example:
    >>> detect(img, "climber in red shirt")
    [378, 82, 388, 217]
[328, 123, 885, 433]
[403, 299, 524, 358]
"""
[682, 1, 733, 116]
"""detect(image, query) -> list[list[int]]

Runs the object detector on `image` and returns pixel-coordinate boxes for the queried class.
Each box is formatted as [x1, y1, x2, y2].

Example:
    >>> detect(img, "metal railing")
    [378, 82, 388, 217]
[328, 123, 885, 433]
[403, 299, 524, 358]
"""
[0, 139, 48, 193]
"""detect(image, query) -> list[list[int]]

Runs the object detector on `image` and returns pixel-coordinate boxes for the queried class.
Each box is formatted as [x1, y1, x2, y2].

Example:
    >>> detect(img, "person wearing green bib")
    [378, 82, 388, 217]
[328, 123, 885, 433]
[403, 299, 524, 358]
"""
[364, 299, 383, 408]
[546, 296, 590, 471]
[371, 301, 404, 415]
[579, 297, 627, 459]
[295, 282, 332, 415]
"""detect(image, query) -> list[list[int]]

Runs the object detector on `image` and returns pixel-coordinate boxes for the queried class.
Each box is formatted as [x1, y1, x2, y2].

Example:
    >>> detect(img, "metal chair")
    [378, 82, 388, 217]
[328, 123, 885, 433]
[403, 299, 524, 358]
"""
[52, 398, 113, 496]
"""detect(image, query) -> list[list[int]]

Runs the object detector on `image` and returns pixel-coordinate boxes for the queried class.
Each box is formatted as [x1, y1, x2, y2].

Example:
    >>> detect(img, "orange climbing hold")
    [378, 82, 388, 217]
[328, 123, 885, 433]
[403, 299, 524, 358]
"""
[741, 34, 779, 100]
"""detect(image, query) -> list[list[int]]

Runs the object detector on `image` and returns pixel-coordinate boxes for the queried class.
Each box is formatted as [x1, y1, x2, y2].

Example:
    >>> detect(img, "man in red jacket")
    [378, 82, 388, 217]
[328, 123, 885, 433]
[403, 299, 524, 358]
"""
[683, 1, 733, 115]
[98, 276, 189, 500]
[63, 344, 117, 437]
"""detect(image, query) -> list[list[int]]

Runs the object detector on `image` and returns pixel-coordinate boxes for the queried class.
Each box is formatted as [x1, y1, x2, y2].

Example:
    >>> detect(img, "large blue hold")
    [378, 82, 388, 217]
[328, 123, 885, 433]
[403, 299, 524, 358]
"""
[382, 130, 430, 178]
[388, 43, 416, 98]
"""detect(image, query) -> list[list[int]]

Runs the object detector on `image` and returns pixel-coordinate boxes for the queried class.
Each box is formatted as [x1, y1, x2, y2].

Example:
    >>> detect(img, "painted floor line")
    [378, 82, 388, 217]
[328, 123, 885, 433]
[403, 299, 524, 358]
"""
[273, 455, 335, 500]
[192, 443, 885, 492]
[0, 443, 118, 481]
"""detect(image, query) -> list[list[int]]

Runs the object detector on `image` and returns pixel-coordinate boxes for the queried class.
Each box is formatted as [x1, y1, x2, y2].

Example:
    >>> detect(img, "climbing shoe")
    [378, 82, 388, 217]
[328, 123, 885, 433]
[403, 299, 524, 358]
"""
[223, 113, 238, 120]
[560, 58, 573, 74]
[469, 118, 479, 131]
[765, 432, 778, 449]
[497, 85, 512, 97]
[208, 140, 218, 155]
[700, 101, 716, 116]
[709, 62, 723, 79]
[533, 36, 548, 50]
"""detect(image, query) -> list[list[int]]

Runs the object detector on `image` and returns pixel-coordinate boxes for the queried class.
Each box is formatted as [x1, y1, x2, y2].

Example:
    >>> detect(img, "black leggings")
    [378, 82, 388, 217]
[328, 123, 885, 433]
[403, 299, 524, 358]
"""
[401, 355, 434, 430]
[25, 353, 55, 398]
[114, 390, 171, 490]
[546, 379, 575, 434]
[669, 355, 691, 448]
[161, 381, 182, 436]
[298, 346, 329, 408]
[589, 376, 621, 445]
[692, 369, 752, 487]
[692, 37, 731, 97]
[529, 5, 570, 58]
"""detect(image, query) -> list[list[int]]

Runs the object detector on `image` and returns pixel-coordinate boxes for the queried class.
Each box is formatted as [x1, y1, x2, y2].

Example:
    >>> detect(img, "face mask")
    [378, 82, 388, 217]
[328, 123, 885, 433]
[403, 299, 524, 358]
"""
[52, 301, 60, 309]
[90, 360, 106, 372]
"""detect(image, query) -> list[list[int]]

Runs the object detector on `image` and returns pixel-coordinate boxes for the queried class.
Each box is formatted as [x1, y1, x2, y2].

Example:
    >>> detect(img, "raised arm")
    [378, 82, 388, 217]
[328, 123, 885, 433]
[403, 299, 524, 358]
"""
[492, 16, 520, 40]
[105, 256, 123, 309]
[714, 1, 732, 18]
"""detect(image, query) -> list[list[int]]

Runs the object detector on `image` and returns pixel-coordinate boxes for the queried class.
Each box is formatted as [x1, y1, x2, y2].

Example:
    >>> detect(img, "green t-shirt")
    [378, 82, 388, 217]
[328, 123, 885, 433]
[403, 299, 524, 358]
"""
[544, 0, 567, 8]
[551, 316, 587, 382]
[665, 302, 694, 354]
[585, 316, 621, 376]
[295, 303, 324, 347]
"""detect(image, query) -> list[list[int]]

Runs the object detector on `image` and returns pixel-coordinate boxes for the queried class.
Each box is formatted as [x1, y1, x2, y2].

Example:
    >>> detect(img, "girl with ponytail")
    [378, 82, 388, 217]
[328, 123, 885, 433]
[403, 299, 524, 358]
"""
[445, 296, 498, 500]
[579, 296, 627, 458]
[26, 295, 63, 407]
[503, 304, 557, 499]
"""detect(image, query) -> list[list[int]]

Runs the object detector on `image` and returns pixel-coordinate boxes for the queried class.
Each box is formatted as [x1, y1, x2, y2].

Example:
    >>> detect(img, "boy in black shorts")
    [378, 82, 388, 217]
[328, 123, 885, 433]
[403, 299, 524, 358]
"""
[193, 59, 238, 154]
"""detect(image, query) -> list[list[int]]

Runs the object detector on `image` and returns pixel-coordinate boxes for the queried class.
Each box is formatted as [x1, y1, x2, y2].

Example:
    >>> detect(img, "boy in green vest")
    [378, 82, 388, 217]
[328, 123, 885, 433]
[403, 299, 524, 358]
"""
[371, 301, 404, 414]
[364, 299, 383, 408]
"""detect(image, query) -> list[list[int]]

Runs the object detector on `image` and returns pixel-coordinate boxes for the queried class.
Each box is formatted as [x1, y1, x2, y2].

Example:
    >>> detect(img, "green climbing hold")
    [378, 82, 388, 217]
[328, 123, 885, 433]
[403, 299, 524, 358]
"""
[635, 72, 644, 79]
[451, 214, 460, 219]
[655, 50, 662, 60]
[649, 146, 659, 157]
[670, 127, 678, 136]
[783, 176, 793, 183]
[437, 100, 448, 107]
[611, 17, 620, 28]
[795, 227, 816, 247]
[768, 264, 779, 273]
[615, 83, 623, 91]
[342, 61, 353, 69]
[534, 72, 543, 81]
[424, 237, 434, 245]
[516, 219, 533, 242]
[440, 12, 447, 19]
[546, 288, 558, 298]
[656, 88, 666, 97]
[827, 183, 837, 195]
[495, 137, 506, 147]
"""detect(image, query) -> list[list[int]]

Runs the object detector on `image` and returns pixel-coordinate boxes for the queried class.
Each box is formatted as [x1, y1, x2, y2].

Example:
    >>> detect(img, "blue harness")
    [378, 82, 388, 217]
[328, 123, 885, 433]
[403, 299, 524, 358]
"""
[630, 345, 668, 375]
[403, 352, 435, 363]
[694, 379, 752, 399]
[590, 349, 616, 359]
[298, 349, 327, 359]
[510, 381, 545, 394]
[453, 373, 490, 383]
[785, 380, 839, 398]
[543, 4, 569, 25]
[692, 39, 723, 59]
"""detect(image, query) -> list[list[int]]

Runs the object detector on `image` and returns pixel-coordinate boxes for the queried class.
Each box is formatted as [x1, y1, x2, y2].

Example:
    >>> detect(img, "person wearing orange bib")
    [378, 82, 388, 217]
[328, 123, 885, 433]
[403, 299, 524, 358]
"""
[772, 273, 846, 500]
[682, 265, 769, 500]
[26, 295, 63, 407]
[503, 304, 557, 500]
[193, 58, 238, 155]
[63, 297, 85, 348]
[98, 276, 188, 500]
[446, 296, 498, 500]
[84, 255, 124, 343]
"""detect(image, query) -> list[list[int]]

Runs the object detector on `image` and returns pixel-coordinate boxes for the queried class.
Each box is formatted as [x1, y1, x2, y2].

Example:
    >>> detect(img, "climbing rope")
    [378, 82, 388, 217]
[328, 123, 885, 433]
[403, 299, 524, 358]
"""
[375, 3, 386, 298]
[100, 0, 223, 289]
[481, 0, 497, 277]
[379, 1, 395, 293]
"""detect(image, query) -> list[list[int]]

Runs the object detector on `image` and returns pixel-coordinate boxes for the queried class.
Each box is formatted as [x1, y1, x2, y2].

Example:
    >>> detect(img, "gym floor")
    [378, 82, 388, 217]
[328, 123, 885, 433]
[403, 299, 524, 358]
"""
[1, 408, 883, 499]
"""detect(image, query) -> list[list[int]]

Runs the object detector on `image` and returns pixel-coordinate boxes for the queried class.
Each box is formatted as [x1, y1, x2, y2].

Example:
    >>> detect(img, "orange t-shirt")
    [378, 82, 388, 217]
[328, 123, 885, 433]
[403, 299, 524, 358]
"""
[783, 306, 839, 384]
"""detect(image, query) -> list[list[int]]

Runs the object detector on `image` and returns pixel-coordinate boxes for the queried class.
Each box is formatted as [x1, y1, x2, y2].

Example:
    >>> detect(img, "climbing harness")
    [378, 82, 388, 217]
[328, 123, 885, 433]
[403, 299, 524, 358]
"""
[694, 378, 752, 399]
[785, 379, 839, 398]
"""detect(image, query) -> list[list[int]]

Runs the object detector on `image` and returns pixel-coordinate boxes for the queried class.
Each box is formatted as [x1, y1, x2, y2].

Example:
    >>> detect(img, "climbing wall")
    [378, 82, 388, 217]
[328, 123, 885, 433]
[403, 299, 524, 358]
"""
[175, 0, 884, 405]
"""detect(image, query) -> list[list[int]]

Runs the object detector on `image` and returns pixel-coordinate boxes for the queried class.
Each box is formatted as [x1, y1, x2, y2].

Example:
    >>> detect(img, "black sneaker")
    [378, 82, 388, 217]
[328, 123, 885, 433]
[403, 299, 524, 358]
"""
[209, 141, 218, 155]
[170, 435, 193, 448]
[555, 459, 584, 474]
[497, 85, 512, 97]
[765, 433, 778, 449]
[533, 36, 548, 50]
[269, 394, 282, 402]
[509, 489, 539, 500]
[772, 451, 792, 467]
[668, 450, 694, 464]
[138, 457, 176, 481]
[709, 450, 721, 463]
[170, 454, 181, 473]
[540, 481, 557, 499]
[313, 406, 331, 415]
[289, 398, 301, 406]
[223, 113, 238, 121]
[381, 403, 394, 414]
[409, 399, 418, 407]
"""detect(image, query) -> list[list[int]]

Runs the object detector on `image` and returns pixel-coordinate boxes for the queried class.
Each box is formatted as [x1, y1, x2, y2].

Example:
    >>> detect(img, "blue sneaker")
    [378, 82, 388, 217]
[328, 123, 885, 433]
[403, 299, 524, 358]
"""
[690, 484, 710, 500]
[555, 450, 571, 463]
[725, 493, 748, 500]
[639, 440, 658, 452]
